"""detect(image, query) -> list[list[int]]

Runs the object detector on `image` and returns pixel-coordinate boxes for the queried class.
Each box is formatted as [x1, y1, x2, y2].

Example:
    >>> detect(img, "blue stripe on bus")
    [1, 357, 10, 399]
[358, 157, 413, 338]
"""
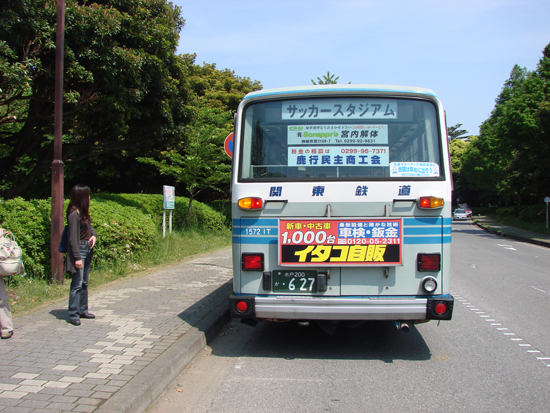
[233, 218, 279, 227]
[234, 235, 451, 245]
[403, 217, 443, 226]
[235, 217, 451, 227]
[242, 87, 438, 100]
[404, 227, 442, 235]
[233, 236, 278, 245]
[403, 235, 452, 244]
[403, 226, 451, 235]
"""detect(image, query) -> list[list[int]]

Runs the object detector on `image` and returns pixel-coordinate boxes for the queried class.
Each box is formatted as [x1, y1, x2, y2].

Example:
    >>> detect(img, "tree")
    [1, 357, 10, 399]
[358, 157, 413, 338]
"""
[0, 0, 190, 199]
[460, 45, 550, 210]
[447, 124, 469, 141]
[311, 71, 340, 85]
[137, 110, 231, 228]
[138, 55, 261, 225]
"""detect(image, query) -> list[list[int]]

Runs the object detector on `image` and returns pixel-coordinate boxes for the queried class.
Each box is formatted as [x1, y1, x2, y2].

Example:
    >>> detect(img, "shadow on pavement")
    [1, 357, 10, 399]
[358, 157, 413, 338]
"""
[211, 319, 432, 363]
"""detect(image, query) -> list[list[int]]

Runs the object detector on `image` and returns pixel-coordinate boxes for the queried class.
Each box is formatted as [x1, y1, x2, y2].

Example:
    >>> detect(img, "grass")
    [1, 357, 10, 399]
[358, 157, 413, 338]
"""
[5, 229, 232, 316]
[494, 216, 550, 235]
[479, 214, 550, 236]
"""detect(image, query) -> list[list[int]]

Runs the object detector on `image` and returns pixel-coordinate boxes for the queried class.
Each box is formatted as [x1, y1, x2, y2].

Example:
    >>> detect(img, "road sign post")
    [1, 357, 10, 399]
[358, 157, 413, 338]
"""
[163, 186, 175, 237]
[545, 197, 550, 230]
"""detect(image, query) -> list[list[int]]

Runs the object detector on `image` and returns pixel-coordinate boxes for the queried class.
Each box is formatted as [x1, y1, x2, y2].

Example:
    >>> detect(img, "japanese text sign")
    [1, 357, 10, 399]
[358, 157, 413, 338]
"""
[279, 219, 402, 266]
[287, 124, 388, 145]
[282, 99, 397, 120]
[163, 185, 175, 210]
[287, 146, 389, 167]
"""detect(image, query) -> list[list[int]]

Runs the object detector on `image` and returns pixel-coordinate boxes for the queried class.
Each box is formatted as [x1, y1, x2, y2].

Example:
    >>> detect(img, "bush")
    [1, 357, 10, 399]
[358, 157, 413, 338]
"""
[90, 198, 157, 263]
[518, 205, 546, 223]
[94, 193, 228, 231]
[208, 199, 231, 228]
[0, 192, 229, 281]
[495, 206, 515, 220]
[0, 198, 51, 279]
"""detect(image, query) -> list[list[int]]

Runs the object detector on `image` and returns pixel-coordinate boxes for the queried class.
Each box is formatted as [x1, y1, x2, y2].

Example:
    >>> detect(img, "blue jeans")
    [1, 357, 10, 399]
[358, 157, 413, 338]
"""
[68, 245, 93, 320]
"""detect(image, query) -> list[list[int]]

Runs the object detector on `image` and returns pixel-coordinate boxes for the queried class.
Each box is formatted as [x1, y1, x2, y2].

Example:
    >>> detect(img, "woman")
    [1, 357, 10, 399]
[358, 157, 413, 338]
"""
[65, 185, 97, 326]
[0, 275, 13, 339]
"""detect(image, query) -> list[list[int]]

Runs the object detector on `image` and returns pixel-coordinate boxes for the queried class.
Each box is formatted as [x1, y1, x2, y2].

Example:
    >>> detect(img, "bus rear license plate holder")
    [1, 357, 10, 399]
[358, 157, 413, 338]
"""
[273, 270, 318, 293]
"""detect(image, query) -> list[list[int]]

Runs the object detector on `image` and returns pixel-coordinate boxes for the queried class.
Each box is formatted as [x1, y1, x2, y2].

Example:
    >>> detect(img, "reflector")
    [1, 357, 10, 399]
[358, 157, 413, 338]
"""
[417, 253, 440, 271]
[434, 302, 447, 315]
[236, 301, 248, 313]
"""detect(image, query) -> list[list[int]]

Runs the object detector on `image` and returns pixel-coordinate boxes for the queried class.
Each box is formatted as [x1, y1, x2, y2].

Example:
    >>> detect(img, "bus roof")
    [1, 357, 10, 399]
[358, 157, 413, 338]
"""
[242, 84, 439, 101]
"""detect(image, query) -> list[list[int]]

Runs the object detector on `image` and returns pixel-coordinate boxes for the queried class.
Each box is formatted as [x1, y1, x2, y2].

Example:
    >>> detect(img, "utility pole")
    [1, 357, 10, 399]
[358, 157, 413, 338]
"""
[51, 0, 65, 283]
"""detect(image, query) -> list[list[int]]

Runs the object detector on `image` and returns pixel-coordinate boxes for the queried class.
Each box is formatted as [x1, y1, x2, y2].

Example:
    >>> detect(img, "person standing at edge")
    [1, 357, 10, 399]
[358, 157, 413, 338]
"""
[0, 275, 14, 339]
[65, 184, 97, 326]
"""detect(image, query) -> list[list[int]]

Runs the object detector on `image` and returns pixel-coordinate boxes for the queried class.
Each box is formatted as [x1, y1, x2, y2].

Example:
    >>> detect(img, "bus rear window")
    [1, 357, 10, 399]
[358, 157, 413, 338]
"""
[238, 97, 442, 181]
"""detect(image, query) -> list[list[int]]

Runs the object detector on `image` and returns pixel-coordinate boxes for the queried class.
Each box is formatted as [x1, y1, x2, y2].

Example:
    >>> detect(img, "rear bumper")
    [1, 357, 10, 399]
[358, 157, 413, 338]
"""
[230, 295, 453, 321]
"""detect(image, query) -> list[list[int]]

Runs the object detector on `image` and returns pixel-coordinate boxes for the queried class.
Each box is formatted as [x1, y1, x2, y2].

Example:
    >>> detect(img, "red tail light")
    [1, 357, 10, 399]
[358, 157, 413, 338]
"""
[236, 301, 249, 313]
[417, 253, 440, 271]
[434, 302, 448, 315]
[242, 253, 264, 271]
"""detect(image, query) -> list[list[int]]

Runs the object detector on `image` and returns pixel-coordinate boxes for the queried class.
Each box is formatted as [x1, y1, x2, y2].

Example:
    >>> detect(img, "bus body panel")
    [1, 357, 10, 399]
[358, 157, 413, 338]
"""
[230, 85, 453, 324]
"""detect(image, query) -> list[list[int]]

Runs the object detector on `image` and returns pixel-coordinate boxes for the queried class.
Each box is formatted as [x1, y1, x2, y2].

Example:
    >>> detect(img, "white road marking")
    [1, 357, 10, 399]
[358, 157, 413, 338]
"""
[530, 286, 550, 295]
[452, 290, 550, 368]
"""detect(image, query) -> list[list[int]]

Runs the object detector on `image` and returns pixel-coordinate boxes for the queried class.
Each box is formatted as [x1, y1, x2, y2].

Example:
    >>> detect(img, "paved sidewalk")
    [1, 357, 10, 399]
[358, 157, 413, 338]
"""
[0, 247, 233, 413]
[472, 216, 550, 248]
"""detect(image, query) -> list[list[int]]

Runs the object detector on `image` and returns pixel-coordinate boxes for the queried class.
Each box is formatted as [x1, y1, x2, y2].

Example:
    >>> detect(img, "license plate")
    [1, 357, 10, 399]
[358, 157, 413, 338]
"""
[273, 270, 317, 293]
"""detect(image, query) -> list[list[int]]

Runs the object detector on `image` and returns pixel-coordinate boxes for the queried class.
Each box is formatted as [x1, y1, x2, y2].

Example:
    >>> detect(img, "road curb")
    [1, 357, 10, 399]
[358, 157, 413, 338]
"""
[96, 294, 231, 413]
[472, 219, 550, 249]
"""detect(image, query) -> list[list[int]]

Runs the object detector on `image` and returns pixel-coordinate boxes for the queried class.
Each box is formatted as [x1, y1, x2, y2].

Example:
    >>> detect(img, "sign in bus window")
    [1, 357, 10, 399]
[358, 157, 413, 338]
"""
[287, 146, 389, 167]
[279, 219, 402, 266]
[282, 99, 398, 120]
[287, 125, 388, 145]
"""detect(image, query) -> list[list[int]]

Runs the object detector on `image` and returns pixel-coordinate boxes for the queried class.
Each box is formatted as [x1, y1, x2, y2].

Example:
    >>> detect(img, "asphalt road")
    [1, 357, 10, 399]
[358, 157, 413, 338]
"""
[147, 220, 550, 413]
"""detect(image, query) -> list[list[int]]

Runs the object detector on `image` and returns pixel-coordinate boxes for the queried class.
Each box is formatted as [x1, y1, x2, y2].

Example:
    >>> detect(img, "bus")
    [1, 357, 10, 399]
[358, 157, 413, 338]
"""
[229, 84, 453, 331]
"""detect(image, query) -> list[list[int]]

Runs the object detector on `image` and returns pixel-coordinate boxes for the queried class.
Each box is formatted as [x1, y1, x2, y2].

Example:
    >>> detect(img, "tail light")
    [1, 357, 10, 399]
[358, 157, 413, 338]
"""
[417, 253, 440, 271]
[242, 253, 264, 271]
[418, 196, 444, 209]
[427, 297, 454, 320]
[230, 296, 256, 318]
[238, 197, 263, 210]
[236, 301, 249, 313]
[434, 302, 448, 315]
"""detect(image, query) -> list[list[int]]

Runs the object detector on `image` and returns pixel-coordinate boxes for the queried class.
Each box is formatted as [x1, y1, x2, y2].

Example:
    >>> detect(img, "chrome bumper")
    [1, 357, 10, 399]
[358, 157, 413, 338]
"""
[230, 295, 454, 321]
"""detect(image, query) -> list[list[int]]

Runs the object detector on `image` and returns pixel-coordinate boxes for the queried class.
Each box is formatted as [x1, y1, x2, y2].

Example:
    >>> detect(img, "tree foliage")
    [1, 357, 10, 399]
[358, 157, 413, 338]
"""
[311, 71, 340, 85]
[137, 54, 261, 225]
[447, 123, 468, 141]
[0, 0, 189, 198]
[457, 43, 550, 210]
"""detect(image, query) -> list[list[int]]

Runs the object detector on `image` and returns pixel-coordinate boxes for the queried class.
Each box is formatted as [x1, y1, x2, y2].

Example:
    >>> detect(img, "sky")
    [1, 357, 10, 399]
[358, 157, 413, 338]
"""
[172, 0, 550, 136]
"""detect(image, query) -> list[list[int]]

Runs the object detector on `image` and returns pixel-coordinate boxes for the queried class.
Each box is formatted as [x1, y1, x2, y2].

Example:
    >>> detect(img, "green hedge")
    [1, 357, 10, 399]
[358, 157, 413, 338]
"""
[495, 205, 546, 223]
[0, 194, 229, 281]
[93, 193, 227, 231]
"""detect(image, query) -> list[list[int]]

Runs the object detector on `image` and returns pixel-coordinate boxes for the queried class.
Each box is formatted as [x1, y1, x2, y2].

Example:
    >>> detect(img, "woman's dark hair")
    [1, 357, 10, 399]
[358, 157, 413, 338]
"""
[67, 184, 91, 222]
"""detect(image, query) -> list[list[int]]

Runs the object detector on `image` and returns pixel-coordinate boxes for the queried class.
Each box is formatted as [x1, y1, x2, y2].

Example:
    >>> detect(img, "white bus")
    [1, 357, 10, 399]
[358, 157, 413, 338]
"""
[229, 84, 453, 330]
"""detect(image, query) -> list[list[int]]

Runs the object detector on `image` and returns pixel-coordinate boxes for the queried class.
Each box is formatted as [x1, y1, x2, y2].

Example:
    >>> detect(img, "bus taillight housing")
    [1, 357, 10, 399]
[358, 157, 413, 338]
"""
[418, 196, 444, 209]
[242, 253, 264, 271]
[427, 297, 454, 320]
[238, 197, 263, 210]
[417, 253, 441, 271]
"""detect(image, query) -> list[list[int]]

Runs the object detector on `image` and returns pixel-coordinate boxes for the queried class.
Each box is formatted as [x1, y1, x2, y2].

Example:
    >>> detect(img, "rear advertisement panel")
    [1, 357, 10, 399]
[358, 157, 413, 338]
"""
[279, 218, 402, 266]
